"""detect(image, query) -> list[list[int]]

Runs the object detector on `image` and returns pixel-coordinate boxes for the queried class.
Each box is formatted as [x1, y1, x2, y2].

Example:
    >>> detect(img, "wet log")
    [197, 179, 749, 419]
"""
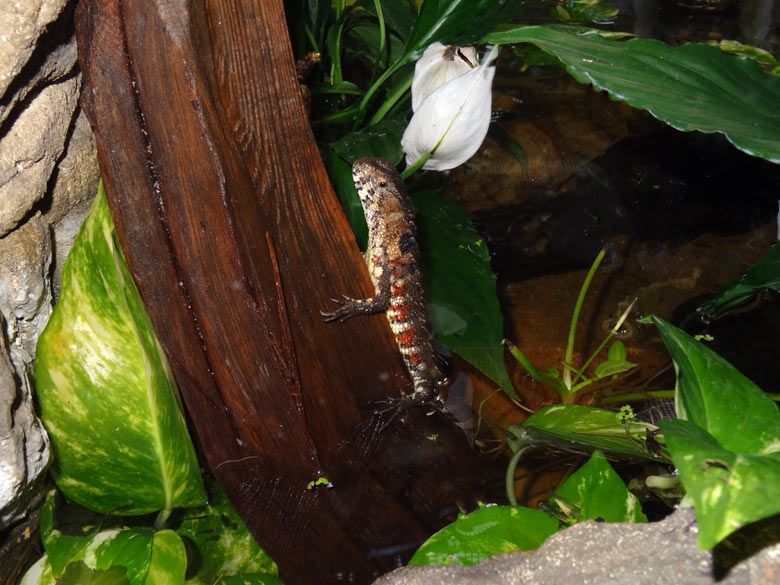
[75, 1, 494, 583]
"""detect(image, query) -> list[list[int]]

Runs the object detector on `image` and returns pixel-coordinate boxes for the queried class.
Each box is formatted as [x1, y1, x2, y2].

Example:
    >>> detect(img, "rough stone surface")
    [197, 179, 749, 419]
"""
[0, 0, 70, 102]
[0, 74, 81, 237]
[46, 108, 99, 296]
[373, 509, 780, 585]
[0, 0, 96, 530]
[0, 312, 49, 529]
[0, 215, 52, 372]
[0, 217, 53, 528]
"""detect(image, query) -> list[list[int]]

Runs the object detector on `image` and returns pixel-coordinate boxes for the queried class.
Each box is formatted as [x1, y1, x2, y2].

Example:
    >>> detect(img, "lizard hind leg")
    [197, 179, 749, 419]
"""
[320, 293, 388, 322]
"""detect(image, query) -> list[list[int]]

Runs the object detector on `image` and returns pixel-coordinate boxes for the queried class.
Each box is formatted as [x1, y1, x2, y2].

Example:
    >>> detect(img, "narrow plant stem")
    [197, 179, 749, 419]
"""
[368, 70, 413, 125]
[597, 390, 675, 405]
[304, 23, 319, 53]
[317, 103, 359, 125]
[571, 298, 638, 387]
[329, 0, 347, 84]
[355, 60, 403, 126]
[401, 151, 431, 179]
[154, 507, 171, 531]
[506, 446, 530, 506]
[330, 22, 345, 84]
[371, 0, 386, 81]
[561, 248, 606, 398]
[503, 339, 544, 383]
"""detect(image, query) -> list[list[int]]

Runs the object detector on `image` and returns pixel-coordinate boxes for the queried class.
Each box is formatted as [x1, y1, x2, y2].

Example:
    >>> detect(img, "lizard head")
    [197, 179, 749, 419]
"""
[352, 158, 404, 206]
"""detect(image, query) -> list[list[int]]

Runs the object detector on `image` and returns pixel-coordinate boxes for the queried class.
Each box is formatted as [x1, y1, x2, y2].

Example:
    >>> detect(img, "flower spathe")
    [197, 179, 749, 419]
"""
[402, 43, 498, 172]
[410, 43, 478, 112]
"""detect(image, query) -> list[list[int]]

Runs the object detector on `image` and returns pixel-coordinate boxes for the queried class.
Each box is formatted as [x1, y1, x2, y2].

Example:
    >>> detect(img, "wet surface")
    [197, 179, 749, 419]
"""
[437, 34, 780, 510]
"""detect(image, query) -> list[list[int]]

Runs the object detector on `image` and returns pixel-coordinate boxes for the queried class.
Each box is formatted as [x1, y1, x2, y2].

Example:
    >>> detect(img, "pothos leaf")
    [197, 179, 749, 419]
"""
[413, 190, 516, 398]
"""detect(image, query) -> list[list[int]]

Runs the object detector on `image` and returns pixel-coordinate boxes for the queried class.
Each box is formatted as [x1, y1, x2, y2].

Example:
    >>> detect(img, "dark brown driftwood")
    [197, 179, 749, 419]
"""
[75, 1, 494, 583]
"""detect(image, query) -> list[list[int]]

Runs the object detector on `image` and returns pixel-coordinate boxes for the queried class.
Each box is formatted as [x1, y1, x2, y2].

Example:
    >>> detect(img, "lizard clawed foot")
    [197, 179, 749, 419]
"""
[374, 390, 444, 431]
[320, 295, 360, 322]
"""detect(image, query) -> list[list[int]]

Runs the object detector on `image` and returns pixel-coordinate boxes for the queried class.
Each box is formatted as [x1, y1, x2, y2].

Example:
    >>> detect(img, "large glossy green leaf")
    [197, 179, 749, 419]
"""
[659, 418, 780, 548]
[555, 450, 646, 523]
[651, 317, 780, 455]
[651, 317, 780, 547]
[25, 527, 187, 585]
[34, 185, 206, 515]
[482, 25, 780, 163]
[176, 482, 278, 584]
[409, 505, 560, 566]
[515, 404, 664, 461]
[413, 190, 516, 398]
[402, 0, 526, 64]
[696, 242, 780, 319]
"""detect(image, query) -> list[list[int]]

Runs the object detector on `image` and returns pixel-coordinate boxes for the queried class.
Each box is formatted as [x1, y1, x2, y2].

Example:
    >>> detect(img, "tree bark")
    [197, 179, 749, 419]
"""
[75, 1, 494, 583]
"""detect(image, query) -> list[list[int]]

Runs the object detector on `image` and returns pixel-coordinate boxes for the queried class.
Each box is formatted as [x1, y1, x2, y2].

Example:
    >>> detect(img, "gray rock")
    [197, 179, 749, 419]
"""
[0, 215, 52, 372]
[46, 108, 99, 296]
[0, 287, 50, 528]
[0, 216, 54, 528]
[374, 509, 780, 585]
[0, 0, 70, 101]
[0, 74, 81, 237]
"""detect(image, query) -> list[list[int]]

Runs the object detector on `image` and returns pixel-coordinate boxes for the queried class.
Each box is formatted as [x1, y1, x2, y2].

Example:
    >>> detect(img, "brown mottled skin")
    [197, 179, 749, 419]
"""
[322, 158, 443, 403]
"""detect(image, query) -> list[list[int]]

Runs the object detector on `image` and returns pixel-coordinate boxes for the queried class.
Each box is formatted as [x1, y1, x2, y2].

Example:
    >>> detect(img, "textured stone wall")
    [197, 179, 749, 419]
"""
[0, 0, 99, 528]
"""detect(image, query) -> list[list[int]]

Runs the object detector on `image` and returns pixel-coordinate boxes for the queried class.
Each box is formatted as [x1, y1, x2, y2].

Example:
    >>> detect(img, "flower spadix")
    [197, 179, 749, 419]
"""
[402, 43, 498, 171]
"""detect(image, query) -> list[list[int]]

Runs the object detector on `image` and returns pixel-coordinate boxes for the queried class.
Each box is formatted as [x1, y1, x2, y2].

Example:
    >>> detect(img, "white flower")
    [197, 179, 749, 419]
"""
[402, 43, 498, 172]
[410, 42, 478, 112]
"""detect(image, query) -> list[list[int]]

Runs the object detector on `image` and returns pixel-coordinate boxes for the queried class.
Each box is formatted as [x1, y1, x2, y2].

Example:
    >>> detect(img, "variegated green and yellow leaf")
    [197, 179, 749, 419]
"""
[35, 184, 205, 515]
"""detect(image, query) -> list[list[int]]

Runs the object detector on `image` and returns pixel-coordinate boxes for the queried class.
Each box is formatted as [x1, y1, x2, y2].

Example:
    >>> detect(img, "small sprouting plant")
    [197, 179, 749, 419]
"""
[503, 248, 639, 404]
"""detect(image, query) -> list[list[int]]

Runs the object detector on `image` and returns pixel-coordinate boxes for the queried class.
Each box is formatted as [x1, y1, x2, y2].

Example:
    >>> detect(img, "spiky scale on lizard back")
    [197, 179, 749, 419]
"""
[322, 157, 443, 403]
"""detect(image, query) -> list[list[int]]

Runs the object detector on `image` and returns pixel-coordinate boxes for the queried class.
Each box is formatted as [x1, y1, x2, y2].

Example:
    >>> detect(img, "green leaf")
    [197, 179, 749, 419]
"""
[34, 184, 206, 514]
[177, 481, 278, 584]
[552, 0, 619, 25]
[710, 40, 780, 75]
[305, 0, 331, 51]
[25, 530, 188, 585]
[378, 0, 417, 44]
[555, 450, 646, 523]
[696, 242, 780, 319]
[517, 404, 664, 461]
[482, 26, 780, 163]
[592, 359, 636, 379]
[58, 562, 132, 585]
[402, 0, 526, 64]
[146, 530, 187, 585]
[39, 492, 93, 577]
[409, 505, 560, 566]
[651, 317, 780, 455]
[607, 340, 627, 362]
[79, 529, 155, 584]
[659, 418, 780, 548]
[413, 190, 515, 398]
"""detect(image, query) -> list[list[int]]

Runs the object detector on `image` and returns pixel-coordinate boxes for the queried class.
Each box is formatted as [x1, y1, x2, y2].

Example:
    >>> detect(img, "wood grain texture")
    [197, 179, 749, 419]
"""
[75, 1, 494, 583]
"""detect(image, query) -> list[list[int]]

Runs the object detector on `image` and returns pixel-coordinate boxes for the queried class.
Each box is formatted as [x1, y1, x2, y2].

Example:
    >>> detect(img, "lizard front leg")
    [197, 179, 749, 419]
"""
[321, 267, 391, 323]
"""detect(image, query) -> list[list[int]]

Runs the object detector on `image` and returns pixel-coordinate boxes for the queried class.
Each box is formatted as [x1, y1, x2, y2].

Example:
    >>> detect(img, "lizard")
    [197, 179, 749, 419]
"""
[322, 157, 444, 405]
